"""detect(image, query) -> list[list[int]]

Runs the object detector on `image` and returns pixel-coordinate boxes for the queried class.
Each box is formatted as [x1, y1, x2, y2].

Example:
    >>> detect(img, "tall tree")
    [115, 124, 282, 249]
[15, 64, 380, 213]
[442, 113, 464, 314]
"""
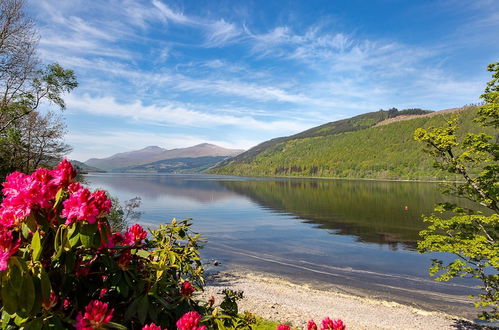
[0, 0, 77, 178]
[414, 62, 499, 320]
[0, 111, 71, 174]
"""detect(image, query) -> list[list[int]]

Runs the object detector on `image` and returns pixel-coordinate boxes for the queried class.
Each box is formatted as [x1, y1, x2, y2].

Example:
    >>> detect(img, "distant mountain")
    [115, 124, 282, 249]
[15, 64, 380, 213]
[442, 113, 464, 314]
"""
[70, 160, 105, 173]
[209, 106, 486, 180]
[119, 156, 230, 173]
[85, 143, 244, 171]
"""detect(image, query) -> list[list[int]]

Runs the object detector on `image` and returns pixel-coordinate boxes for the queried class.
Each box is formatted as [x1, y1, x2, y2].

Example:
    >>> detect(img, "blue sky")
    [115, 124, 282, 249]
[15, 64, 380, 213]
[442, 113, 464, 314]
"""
[27, 0, 499, 161]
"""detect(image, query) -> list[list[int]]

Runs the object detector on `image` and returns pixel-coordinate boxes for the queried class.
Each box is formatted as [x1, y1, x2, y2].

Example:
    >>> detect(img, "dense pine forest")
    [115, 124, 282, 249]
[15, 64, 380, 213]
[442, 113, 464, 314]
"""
[209, 107, 490, 181]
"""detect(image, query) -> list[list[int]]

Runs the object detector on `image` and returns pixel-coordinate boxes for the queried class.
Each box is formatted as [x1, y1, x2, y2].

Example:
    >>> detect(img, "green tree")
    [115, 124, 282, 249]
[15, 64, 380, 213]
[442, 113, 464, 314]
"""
[0, 0, 77, 178]
[414, 62, 499, 320]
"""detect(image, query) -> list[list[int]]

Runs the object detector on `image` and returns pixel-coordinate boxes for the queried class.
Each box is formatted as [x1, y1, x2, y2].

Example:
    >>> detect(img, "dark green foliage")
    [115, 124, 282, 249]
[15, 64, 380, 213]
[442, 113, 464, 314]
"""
[415, 62, 499, 320]
[211, 107, 489, 181]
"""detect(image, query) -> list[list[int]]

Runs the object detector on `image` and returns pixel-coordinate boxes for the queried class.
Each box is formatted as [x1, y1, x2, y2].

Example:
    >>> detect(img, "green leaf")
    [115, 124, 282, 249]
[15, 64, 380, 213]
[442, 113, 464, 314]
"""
[25, 214, 37, 232]
[53, 188, 64, 209]
[124, 298, 140, 321]
[14, 314, 28, 326]
[53, 225, 68, 260]
[135, 249, 150, 259]
[39, 268, 51, 302]
[1, 280, 18, 314]
[21, 223, 31, 239]
[8, 262, 23, 291]
[137, 295, 149, 325]
[103, 322, 128, 330]
[80, 223, 98, 248]
[168, 251, 176, 264]
[31, 231, 42, 262]
[17, 274, 35, 318]
[117, 278, 129, 297]
[1, 310, 13, 329]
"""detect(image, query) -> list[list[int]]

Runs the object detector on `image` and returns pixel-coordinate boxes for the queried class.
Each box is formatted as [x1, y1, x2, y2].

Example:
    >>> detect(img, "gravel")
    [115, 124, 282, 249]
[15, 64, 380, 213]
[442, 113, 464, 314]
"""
[200, 270, 490, 330]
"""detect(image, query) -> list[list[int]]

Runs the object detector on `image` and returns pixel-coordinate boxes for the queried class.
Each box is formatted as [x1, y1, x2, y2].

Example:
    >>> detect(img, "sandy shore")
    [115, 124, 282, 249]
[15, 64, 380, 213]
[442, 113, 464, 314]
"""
[201, 270, 495, 330]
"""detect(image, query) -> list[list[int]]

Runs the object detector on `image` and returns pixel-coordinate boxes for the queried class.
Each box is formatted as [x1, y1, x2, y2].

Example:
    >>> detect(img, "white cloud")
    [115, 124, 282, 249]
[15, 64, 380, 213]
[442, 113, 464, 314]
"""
[152, 0, 196, 25]
[66, 94, 315, 132]
[204, 19, 241, 47]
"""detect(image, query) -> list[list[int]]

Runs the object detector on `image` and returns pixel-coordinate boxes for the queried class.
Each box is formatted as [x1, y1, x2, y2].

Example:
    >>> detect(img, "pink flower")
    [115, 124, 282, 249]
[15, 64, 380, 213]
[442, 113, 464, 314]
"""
[180, 281, 195, 296]
[176, 311, 206, 330]
[0, 206, 28, 228]
[0, 230, 20, 270]
[75, 300, 114, 330]
[124, 224, 147, 245]
[75, 259, 93, 277]
[63, 298, 71, 309]
[321, 317, 346, 330]
[276, 325, 291, 330]
[208, 296, 215, 307]
[61, 184, 112, 225]
[142, 323, 164, 330]
[1, 172, 43, 223]
[42, 291, 58, 311]
[117, 249, 131, 270]
[307, 320, 318, 330]
[99, 288, 108, 298]
[50, 159, 76, 188]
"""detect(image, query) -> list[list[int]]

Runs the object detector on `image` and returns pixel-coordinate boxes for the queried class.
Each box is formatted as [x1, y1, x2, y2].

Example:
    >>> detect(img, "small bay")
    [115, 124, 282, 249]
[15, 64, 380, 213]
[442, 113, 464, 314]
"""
[86, 173, 481, 318]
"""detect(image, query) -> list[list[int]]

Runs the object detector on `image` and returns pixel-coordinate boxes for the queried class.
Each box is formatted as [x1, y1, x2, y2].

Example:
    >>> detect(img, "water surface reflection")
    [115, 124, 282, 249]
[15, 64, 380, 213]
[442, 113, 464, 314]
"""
[85, 173, 479, 317]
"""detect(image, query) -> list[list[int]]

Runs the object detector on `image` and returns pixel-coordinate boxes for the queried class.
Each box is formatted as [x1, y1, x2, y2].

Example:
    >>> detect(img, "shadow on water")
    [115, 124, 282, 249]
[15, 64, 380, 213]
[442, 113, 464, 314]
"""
[218, 178, 471, 251]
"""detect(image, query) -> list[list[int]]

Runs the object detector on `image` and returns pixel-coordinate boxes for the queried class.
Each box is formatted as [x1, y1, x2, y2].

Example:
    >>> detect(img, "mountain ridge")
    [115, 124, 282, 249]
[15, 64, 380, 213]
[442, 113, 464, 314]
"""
[85, 143, 244, 171]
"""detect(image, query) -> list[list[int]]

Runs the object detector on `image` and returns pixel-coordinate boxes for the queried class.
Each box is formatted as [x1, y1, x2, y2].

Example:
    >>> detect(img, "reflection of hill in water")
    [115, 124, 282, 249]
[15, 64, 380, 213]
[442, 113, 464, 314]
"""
[219, 179, 462, 250]
[86, 174, 235, 203]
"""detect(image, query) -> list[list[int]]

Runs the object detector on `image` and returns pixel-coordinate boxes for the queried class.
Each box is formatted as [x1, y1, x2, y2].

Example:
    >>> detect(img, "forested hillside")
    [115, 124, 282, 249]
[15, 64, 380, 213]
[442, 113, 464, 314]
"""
[209, 107, 490, 180]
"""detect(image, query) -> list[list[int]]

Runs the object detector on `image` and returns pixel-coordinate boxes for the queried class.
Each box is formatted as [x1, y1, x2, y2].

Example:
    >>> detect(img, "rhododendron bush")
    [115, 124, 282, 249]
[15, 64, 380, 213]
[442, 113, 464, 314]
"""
[0, 160, 250, 329]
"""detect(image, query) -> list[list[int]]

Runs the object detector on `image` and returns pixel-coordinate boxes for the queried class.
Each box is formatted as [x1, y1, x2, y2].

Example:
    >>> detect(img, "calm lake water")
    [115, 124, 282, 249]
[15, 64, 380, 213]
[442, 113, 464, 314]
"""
[86, 173, 480, 317]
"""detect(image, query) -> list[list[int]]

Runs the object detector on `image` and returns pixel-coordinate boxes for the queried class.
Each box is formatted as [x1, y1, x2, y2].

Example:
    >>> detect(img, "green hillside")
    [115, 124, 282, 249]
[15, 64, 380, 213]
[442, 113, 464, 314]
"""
[209, 107, 490, 180]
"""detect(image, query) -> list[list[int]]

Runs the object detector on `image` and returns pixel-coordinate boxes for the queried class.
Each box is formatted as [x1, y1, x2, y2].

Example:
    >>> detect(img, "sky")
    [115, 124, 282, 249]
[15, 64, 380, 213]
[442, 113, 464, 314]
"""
[27, 0, 499, 161]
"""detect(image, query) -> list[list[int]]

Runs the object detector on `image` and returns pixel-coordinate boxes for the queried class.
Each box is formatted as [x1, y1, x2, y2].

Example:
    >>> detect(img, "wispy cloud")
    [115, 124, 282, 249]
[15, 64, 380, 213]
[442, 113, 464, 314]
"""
[66, 94, 315, 132]
[152, 0, 195, 25]
[204, 19, 241, 47]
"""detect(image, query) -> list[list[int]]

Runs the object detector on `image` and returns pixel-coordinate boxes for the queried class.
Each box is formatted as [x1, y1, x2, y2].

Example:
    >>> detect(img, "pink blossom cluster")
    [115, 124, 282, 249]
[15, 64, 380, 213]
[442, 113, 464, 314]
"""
[176, 311, 206, 330]
[0, 160, 115, 271]
[61, 183, 111, 225]
[276, 325, 291, 330]
[142, 323, 164, 330]
[1, 159, 75, 228]
[307, 317, 346, 330]
[124, 223, 147, 245]
[0, 230, 20, 270]
[0, 160, 75, 270]
[75, 300, 114, 330]
[180, 281, 196, 296]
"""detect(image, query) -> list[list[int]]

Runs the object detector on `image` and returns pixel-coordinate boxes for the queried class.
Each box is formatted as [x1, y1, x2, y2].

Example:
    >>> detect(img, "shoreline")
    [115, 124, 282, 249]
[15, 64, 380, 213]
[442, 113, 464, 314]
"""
[202, 270, 492, 330]
[205, 172, 465, 184]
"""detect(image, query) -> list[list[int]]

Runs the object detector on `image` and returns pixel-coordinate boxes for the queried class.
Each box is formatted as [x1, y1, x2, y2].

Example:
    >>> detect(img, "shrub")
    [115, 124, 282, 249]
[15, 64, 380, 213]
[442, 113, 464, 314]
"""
[0, 160, 249, 329]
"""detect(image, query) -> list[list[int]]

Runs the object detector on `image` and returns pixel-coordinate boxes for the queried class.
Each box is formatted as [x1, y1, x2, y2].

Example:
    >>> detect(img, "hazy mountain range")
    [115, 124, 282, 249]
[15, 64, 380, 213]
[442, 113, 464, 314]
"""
[83, 143, 244, 172]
